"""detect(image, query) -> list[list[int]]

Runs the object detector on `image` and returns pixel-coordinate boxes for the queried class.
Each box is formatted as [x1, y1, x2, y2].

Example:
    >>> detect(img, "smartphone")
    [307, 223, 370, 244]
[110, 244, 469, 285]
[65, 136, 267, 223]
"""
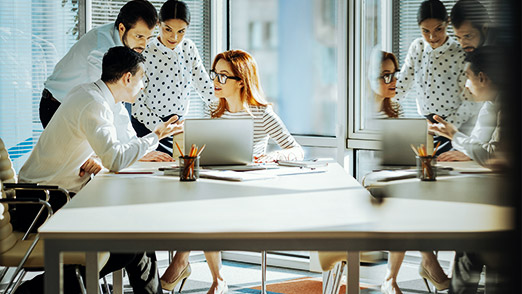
[162, 114, 183, 124]
[425, 113, 446, 123]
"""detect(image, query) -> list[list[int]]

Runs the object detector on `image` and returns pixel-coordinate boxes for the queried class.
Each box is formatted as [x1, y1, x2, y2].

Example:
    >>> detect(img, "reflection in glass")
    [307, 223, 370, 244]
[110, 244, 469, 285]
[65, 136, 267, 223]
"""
[230, 0, 338, 136]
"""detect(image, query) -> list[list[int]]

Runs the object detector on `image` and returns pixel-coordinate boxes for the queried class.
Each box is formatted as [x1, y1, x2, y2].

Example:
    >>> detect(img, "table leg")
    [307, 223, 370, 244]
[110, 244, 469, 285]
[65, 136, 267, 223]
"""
[113, 270, 124, 294]
[44, 240, 63, 294]
[346, 251, 360, 294]
[86, 252, 100, 294]
[261, 251, 267, 294]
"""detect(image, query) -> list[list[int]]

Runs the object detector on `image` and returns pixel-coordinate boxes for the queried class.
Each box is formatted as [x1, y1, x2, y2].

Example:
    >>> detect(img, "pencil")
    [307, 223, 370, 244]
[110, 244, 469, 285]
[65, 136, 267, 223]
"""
[410, 144, 419, 156]
[196, 144, 206, 156]
[175, 142, 184, 157]
[431, 141, 441, 157]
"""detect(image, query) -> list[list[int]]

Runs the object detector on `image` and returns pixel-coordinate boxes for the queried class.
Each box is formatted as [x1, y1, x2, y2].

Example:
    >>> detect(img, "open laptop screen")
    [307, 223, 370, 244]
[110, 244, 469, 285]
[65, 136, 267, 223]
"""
[380, 118, 430, 167]
[183, 118, 254, 166]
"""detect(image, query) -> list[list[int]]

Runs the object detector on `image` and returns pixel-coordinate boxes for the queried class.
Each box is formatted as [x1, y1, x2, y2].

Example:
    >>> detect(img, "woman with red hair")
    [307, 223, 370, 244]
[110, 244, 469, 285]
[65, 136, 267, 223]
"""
[207, 49, 304, 162]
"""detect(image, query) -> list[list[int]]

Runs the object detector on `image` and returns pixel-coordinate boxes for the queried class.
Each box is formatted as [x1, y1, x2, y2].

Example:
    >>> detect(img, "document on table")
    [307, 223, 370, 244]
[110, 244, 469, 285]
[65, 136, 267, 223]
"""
[199, 170, 276, 181]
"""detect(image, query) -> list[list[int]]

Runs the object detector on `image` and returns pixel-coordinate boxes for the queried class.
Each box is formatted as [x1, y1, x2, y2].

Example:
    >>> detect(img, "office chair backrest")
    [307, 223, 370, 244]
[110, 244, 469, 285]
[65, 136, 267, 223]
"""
[0, 138, 15, 183]
[0, 197, 17, 255]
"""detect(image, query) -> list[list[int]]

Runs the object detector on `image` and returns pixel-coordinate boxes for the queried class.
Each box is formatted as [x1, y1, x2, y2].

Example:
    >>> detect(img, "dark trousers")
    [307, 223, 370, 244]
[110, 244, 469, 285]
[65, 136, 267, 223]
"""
[433, 135, 453, 156]
[450, 252, 512, 294]
[12, 190, 162, 294]
[14, 253, 162, 294]
[131, 114, 180, 156]
[39, 89, 61, 129]
[11, 190, 71, 233]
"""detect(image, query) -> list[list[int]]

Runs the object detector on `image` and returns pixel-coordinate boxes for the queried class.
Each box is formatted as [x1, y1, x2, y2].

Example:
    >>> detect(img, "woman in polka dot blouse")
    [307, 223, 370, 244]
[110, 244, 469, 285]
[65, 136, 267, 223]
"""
[131, 0, 214, 157]
[383, 3, 459, 293]
[395, 0, 481, 155]
[143, 2, 222, 293]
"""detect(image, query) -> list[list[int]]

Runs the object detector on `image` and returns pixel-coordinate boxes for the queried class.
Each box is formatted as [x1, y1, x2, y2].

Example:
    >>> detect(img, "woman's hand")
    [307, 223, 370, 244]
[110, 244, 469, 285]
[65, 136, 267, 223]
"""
[437, 150, 471, 162]
[254, 148, 305, 163]
[427, 115, 458, 140]
[139, 151, 174, 162]
[153, 115, 184, 140]
[79, 157, 102, 177]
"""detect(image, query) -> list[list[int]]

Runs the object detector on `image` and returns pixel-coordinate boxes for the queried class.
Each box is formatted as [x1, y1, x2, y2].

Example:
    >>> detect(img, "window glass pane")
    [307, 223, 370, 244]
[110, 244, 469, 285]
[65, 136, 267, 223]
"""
[359, 0, 386, 131]
[230, 0, 338, 137]
[90, 0, 211, 118]
[0, 0, 78, 171]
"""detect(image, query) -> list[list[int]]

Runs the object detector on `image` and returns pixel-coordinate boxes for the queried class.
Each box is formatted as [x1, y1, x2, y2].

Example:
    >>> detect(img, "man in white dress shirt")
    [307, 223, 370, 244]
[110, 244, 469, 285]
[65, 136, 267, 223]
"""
[40, 0, 158, 128]
[429, 47, 501, 165]
[15, 46, 183, 294]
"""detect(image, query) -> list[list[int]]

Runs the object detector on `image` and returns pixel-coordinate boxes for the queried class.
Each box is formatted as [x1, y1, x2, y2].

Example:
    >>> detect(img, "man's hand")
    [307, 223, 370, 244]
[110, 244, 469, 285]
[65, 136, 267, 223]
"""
[153, 115, 184, 140]
[427, 115, 458, 140]
[139, 151, 174, 162]
[437, 150, 471, 162]
[79, 158, 102, 177]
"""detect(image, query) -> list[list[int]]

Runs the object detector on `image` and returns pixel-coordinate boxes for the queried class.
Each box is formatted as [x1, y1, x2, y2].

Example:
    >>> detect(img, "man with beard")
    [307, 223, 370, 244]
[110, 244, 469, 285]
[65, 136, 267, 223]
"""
[40, 0, 158, 128]
[451, 0, 490, 54]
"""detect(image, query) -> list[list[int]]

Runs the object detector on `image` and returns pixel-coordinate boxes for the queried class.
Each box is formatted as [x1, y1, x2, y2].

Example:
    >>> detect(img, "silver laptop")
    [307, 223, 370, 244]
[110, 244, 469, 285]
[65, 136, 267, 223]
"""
[380, 118, 430, 167]
[183, 118, 254, 166]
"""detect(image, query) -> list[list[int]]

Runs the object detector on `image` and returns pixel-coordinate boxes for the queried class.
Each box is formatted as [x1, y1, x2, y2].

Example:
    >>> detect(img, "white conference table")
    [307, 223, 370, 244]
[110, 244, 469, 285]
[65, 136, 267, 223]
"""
[39, 162, 514, 294]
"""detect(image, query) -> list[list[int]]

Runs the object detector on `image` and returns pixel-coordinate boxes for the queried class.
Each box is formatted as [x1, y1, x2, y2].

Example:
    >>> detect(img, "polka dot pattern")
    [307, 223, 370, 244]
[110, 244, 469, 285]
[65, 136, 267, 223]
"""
[395, 37, 480, 129]
[132, 38, 215, 130]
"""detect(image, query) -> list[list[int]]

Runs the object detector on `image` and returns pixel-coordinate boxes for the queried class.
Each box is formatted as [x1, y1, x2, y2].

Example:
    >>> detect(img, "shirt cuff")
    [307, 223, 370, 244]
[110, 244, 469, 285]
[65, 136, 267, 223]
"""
[143, 132, 160, 152]
[452, 131, 470, 156]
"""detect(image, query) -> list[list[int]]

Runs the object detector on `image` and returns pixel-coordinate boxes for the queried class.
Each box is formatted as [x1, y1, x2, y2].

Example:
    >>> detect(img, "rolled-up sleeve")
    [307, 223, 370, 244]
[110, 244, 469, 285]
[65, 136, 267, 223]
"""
[80, 101, 159, 171]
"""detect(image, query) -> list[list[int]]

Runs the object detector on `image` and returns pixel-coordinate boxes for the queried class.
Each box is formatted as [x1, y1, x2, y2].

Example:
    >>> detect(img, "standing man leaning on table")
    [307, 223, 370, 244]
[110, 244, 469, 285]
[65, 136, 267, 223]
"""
[40, 0, 157, 128]
[15, 46, 183, 294]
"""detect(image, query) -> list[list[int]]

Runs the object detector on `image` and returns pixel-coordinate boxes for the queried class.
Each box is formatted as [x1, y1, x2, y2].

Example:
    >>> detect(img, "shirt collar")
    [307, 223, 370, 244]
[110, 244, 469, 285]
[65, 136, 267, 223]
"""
[153, 36, 181, 56]
[423, 36, 454, 58]
[111, 25, 124, 47]
[94, 79, 118, 106]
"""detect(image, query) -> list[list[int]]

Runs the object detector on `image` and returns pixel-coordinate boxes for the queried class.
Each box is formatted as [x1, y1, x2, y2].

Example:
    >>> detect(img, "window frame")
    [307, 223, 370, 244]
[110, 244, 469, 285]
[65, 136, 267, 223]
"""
[347, 0, 394, 149]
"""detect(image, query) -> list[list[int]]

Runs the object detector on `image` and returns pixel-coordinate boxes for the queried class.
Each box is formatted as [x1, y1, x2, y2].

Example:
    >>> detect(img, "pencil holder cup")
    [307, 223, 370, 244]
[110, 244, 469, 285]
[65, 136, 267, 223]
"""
[179, 156, 200, 181]
[416, 156, 437, 181]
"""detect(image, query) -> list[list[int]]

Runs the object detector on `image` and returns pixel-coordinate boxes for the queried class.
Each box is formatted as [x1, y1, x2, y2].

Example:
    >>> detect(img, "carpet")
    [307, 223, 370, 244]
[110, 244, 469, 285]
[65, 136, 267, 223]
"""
[247, 277, 369, 294]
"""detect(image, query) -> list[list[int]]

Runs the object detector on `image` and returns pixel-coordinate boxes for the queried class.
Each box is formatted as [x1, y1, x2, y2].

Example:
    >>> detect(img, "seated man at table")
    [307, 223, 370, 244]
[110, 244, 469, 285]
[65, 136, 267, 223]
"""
[14, 46, 182, 294]
[429, 46, 511, 293]
[428, 46, 501, 167]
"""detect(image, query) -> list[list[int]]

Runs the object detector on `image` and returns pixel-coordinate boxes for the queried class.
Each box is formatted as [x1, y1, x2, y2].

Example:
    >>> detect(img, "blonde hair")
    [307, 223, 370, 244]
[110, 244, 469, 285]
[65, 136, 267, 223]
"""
[211, 50, 268, 118]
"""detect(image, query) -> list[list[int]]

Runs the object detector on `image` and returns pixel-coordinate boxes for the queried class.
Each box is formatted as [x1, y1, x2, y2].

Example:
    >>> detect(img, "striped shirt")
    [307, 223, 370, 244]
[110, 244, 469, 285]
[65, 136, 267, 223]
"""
[205, 102, 302, 157]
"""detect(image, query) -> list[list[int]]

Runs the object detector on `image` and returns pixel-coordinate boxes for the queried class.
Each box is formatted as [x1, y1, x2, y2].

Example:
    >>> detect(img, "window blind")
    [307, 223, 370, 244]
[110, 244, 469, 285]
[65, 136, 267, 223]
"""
[0, 0, 78, 171]
[90, 0, 211, 118]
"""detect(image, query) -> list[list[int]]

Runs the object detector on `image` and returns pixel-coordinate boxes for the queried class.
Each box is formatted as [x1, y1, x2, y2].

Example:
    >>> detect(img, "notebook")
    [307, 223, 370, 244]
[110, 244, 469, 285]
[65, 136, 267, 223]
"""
[379, 118, 432, 167]
[183, 118, 254, 166]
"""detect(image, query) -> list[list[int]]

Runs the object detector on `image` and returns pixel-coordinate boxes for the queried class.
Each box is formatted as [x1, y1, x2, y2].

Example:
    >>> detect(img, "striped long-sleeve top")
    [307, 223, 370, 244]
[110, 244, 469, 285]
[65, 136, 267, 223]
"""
[204, 101, 303, 158]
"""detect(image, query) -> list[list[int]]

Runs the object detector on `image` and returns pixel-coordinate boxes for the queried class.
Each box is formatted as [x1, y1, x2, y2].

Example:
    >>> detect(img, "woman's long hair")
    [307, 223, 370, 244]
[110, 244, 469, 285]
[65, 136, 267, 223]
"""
[368, 50, 400, 118]
[211, 50, 268, 118]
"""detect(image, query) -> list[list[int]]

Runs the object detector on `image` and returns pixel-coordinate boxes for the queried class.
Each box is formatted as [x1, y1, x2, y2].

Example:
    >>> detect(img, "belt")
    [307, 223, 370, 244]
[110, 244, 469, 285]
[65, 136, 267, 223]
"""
[42, 89, 60, 103]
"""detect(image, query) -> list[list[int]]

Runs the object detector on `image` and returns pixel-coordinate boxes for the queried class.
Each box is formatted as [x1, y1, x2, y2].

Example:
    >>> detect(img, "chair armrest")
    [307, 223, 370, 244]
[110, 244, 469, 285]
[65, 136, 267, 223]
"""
[3, 183, 71, 203]
[0, 198, 53, 218]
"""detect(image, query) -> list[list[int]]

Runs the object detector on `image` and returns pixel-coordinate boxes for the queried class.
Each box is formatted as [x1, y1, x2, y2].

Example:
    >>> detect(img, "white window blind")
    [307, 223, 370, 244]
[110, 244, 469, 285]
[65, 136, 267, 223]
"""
[0, 0, 78, 171]
[90, 0, 211, 118]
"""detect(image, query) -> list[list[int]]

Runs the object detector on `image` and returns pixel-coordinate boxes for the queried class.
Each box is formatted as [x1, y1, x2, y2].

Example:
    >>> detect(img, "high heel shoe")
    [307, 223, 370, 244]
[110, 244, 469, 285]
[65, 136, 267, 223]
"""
[418, 263, 450, 292]
[380, 278, 402, 294]
[161, 263, 192, 292]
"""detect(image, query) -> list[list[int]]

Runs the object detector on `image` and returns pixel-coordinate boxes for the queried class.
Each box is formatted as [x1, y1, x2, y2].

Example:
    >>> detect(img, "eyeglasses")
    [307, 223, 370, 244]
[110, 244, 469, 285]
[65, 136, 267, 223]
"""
[210, 70, 241, 84]
[380, 71, 400, 84]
